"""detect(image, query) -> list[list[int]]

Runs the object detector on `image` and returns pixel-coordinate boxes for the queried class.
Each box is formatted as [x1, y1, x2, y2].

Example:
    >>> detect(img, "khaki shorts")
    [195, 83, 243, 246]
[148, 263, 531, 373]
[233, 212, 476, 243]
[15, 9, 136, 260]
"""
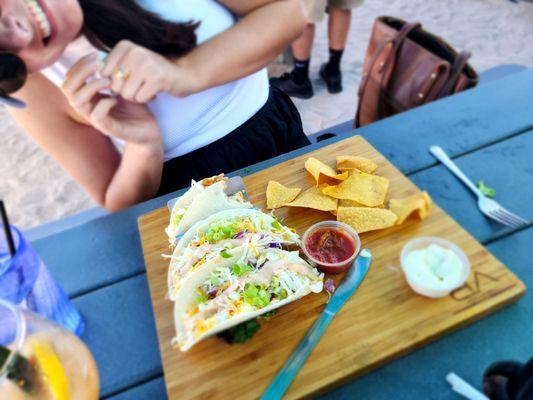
[304, 0, 364, 23]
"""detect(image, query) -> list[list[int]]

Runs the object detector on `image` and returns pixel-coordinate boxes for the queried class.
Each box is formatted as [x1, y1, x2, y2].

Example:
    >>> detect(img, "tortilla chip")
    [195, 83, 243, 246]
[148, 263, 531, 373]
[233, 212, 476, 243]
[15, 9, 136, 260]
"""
[286, 186, 338, 212]
[305, 157, 349, 186]
[338, 199, 384, 208]
[322, 172, 389, 207]
[389, 191, 432, 224]
[337, 207, 398, 233]
[339, 199, 365, 207]
[266, 181, 301, 209]
[336, 156, 378, 174]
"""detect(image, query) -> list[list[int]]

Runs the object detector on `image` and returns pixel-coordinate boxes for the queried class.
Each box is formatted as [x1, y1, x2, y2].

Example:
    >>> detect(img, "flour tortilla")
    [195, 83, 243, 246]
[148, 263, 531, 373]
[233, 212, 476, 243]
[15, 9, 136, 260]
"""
[168, 209, 301, 299]
[173, 249, 323, 351]
[168, 242, 245, 301]
[166, 181, 252, 243]
[173, 208, 300, 260]
[173, 179, 205, 209]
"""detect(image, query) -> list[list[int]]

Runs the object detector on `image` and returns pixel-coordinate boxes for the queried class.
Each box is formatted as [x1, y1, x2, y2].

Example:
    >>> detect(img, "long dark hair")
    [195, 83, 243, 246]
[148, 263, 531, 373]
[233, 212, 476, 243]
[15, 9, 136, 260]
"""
[79, 0, 199, 57]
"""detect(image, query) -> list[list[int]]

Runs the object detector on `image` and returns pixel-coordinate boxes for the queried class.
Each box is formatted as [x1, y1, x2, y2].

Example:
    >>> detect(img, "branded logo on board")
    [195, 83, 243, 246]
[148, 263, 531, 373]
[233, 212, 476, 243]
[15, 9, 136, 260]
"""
[451, 271, 500, 302]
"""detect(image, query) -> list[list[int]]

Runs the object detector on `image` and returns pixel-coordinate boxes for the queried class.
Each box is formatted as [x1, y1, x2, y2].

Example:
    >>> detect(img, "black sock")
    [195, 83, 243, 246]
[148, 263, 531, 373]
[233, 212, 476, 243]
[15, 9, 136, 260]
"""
[326, 48, 344, 75]
[291, 58, 310, 85]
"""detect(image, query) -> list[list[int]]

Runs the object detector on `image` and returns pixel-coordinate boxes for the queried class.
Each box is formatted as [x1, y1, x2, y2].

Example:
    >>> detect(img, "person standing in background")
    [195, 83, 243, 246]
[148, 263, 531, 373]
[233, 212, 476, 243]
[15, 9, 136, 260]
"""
[271, 0, 364, 99]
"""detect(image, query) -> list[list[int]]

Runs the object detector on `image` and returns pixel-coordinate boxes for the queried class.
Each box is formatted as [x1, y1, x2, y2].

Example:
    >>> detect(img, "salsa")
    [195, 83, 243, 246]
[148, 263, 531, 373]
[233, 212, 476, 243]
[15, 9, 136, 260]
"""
[305, 228, 356, 264]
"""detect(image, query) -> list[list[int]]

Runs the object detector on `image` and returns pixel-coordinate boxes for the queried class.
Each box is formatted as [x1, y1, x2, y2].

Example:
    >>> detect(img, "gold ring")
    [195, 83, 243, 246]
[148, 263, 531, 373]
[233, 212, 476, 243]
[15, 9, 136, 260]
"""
[113, 67, 130, 82]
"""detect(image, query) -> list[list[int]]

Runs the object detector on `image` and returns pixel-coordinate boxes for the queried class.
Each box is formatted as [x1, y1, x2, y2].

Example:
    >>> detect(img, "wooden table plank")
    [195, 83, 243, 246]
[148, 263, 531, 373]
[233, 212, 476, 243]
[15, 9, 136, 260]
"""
[73, 275, 162, 397]
[410, 131, 533, 242]
[104, 377, 166, 400]
[31, 208, 149, 298]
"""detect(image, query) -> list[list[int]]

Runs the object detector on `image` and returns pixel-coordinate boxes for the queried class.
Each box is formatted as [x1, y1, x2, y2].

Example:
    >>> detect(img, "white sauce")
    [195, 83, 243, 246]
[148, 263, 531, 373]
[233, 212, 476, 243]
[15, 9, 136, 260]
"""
[403, 244, 466, 297]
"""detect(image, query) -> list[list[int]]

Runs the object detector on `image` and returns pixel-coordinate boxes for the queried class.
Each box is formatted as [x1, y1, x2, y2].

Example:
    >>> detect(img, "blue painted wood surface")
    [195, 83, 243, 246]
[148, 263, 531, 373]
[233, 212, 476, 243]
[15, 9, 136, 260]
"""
[107, 228, 533, 400]
[87, 130, 532, 398]
[74, 275, 161, 396]
[105, 377, 167, 400]
[23, 69, 533, 398]
[411, 131, 533, 242]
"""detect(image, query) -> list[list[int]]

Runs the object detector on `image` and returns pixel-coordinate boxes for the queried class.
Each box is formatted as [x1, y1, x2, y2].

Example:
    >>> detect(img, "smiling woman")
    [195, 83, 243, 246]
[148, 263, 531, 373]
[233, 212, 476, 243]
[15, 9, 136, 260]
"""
[25, 0, 52, 40]
[1, 0, 309, 212]
[0, 0, 83, 71]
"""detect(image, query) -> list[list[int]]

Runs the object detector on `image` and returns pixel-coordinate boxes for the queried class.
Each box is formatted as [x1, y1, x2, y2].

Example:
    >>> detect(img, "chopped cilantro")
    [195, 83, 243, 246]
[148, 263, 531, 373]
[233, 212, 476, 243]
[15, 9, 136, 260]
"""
[217, 319, 260, 344]
[195, 291, 207, 305]
[220, 250, 232, 259]
[194, 288, 207, 304]
[258, 309, 278, 321]
[477, 180, 496, 198]
[232, 263, 254, 277]
[271, 220, 282, 230]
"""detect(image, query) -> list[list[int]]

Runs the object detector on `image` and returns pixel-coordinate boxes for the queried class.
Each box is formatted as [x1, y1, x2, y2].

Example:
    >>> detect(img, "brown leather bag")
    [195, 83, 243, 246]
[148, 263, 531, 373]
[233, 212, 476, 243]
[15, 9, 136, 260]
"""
[355, 16, 479, 128]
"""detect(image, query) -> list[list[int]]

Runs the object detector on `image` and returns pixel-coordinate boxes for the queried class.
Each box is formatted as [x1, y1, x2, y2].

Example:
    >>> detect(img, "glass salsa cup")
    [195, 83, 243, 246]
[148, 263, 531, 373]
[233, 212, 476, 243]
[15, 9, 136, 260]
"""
[302, 221, 361, 274]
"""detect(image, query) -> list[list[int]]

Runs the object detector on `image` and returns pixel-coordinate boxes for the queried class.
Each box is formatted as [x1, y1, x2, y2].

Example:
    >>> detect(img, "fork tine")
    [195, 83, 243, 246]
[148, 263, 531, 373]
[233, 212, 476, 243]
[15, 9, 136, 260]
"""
[491, 210, 522, 228]
[497, 211, 528, 227]
[494, 209, 528, 227]
[484, 210, 506, 226]
[487, 210, 515, 228]
[498, 208, 529, 225]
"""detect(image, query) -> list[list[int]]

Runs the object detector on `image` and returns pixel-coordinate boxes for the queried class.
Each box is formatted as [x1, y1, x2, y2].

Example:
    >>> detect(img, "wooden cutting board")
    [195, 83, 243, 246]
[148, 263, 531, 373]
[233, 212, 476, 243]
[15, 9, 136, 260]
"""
[138, 136, 525, 400]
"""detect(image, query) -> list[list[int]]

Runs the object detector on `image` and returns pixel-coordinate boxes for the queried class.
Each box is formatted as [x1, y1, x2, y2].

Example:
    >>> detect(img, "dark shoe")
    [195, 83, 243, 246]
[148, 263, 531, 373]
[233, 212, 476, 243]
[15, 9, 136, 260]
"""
[319, 63, 342, 94]
[269, 73, 314, 99]
[483, 361, 523, 400]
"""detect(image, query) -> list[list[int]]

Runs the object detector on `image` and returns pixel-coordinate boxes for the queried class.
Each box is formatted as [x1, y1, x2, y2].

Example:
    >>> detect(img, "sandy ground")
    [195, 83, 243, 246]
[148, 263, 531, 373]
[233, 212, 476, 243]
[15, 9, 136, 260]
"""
[1, 0, 533, 229]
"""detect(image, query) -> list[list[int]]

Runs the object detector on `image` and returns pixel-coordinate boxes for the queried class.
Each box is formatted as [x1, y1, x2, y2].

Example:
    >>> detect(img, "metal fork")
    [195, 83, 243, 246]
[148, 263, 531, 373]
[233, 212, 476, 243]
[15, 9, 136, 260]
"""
[429, 146, 528, 228]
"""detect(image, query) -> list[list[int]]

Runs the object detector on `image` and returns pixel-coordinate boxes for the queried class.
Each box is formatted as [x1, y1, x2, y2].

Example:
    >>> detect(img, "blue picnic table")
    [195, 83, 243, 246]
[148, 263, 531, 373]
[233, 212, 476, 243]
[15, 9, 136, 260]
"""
[27, 69, 533, 399]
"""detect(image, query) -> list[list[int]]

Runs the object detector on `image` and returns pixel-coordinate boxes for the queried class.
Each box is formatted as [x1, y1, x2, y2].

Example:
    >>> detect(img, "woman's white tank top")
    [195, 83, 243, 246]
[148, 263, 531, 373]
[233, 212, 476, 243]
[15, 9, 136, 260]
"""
[42, 0, 269, 161]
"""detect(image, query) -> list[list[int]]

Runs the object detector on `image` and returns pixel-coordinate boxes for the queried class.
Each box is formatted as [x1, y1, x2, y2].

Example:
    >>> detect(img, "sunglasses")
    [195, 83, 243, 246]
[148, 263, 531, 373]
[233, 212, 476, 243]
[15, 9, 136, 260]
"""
[0, 53, 27, 108]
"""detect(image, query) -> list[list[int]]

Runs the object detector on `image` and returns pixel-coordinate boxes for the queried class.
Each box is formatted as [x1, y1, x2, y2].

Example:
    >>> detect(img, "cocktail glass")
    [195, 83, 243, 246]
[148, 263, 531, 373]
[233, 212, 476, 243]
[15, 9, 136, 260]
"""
[0, 299, 99, 399]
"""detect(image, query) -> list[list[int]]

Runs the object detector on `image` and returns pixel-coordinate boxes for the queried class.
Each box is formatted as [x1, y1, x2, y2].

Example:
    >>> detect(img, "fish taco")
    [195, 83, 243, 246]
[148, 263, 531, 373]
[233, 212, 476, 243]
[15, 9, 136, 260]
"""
[173, 247, 323, 351]
[167, 209, 301, 300]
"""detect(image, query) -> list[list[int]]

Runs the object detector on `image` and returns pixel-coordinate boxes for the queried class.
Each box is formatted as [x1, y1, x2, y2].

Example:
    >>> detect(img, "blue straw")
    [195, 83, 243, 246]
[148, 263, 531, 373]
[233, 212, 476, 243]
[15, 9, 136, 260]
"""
[0, 200, 16, 257]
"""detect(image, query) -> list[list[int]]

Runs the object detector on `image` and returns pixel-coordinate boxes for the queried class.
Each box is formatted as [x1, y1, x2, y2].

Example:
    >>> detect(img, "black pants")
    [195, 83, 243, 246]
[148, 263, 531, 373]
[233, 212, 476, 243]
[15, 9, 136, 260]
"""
[157, 87, 311, 196]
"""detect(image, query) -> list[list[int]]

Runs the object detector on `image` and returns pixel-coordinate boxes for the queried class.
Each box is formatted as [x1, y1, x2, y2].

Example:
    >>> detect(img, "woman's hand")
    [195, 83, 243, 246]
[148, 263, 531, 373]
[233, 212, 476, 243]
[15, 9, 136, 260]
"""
[62, 53, 162, 146]
[60, 53, 164, 211]
[101, 40, 198, 103]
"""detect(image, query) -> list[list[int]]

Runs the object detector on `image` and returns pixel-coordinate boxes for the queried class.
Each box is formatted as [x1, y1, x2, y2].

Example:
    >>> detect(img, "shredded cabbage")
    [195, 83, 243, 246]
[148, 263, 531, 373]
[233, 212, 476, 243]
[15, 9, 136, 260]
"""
[186, 253, 322, 340]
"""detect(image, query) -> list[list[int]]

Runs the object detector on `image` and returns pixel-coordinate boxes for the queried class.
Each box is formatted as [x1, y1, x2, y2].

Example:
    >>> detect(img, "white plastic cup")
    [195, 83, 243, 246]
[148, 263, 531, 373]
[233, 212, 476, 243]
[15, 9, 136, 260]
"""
[400, 236, 470, 298]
